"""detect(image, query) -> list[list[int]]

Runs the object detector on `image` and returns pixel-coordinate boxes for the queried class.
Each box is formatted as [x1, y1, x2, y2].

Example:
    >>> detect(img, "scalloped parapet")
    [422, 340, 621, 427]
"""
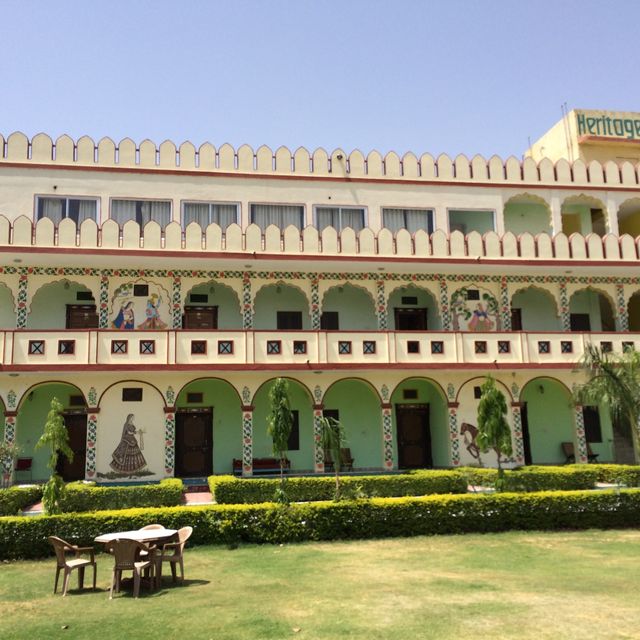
[2, 131, 639, 187]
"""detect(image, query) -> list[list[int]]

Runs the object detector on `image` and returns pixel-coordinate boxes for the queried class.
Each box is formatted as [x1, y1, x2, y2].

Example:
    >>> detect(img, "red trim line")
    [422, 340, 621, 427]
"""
[1, 161, 639, 192]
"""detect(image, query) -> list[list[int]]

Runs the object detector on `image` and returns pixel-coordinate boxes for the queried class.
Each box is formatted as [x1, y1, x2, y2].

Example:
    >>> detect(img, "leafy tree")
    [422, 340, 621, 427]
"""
[320, 415, 347, 501]
[0, 440, 20, 488]
[574, 344, 640, 462]
[35, 397, 73, 514]
[267, 378, 293, 503]
[476, 376, 512, 490]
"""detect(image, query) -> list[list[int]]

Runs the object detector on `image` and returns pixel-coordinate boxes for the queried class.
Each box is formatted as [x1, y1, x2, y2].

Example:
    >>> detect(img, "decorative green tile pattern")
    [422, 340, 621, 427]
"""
[376, 280, 387, 330]
[574, 407, 588, 464]
[171, 276, 182, 329]
[99, 275, 109, 328]
[85, 413, 98, 478]
[448, 406, 460, 466]
[313, 409, 325, 472]
[616, 284, 628, 331]
[242, 410, 253, 476]
[511, 405, 525, 465]
[311, 278, 320, 329]
[164, 412, 175, 476]
[382, 407, 393, 469]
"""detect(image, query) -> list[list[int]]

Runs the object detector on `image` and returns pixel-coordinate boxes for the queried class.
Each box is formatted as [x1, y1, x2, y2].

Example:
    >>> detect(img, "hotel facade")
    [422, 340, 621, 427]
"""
[1, 108, 640, 483]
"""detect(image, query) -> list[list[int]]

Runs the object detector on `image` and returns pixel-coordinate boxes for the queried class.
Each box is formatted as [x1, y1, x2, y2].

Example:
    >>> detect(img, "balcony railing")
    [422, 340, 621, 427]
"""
[0, 330, 636, 369]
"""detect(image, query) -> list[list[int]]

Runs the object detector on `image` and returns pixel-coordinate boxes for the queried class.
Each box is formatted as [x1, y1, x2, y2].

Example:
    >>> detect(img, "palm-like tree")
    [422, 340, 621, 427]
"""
[574, 344, 640, 462]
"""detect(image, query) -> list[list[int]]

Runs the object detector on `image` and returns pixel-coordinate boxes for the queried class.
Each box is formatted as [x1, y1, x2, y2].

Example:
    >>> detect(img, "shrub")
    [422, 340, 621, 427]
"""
[2, 489, 640, 560]
[58, 479, 183, 512]
[459, 465, 598, 492]
[0, 485, 43, 516]
[580, 464, 640, 487]
[209, 470, 468, 504]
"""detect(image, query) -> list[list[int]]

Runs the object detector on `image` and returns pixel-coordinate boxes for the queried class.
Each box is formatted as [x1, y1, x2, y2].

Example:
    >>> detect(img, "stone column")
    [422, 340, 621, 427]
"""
[98, 274, 110, 328]
[376, 280, 387, 330]
[85, 409, 99, 479]
[313, 405, 325, 473]
[163, 407, 176, 477]
[511, 403, 525, 465]
[447, 403, 461, 467]
[171, 275, 182, 329]
[559, 280, 571, 331]
[381, 403, 394, 470]
[616, 283, 628, 332]
[241, 405, 254, 477]
[2, 412, 17, 484]
[16, 273, 28, 328]
[550, 195, 563, 236]
[311, 278, 321, 330]
[573, 405, 589, 464]
[606, 196, 619, 236]
[500, 277, 511, 331]
[439, 277, 451, 331]
[242, 273, 253, 329]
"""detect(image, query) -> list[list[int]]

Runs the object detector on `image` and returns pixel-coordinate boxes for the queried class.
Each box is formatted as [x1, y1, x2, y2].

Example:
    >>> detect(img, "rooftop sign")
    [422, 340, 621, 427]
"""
[576, 110, 640, 141]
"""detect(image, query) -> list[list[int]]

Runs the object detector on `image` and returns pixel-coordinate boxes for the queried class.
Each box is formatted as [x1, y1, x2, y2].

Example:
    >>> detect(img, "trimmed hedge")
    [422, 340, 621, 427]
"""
[209, 470, 468, 504]
[2, 489, 640, 560]
[58, 479, 184, 513]
[0, 485, 43, 516]
[587, 464, 640, 487]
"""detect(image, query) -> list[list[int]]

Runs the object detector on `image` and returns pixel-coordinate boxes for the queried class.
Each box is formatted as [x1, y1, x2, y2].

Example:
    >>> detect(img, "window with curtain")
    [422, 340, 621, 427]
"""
[111, 199, 172, 229]
[250, 204, 304, 230]
[182, 202, 238, 229]
[382, 208, 434, 234]
[36, 197, 98, 225]
[315, 207, 365, 232]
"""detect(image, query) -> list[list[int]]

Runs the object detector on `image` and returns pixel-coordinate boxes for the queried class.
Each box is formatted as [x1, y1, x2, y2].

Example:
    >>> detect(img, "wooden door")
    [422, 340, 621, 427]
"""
[57, 413, 87, 481]
[66, 305, 98, 329]
[175, 409, 213, 477]
[183, 306, 218, 329]
[395, 308, 427, 331]
[396, 404, 432, 469]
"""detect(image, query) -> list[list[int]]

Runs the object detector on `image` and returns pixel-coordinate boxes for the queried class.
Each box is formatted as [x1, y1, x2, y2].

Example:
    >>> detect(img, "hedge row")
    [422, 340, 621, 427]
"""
[209, 470, 468, 504]
[58, 479, 184, 512]
[2, 489, 640, 560]
[0, 485, 43, 516]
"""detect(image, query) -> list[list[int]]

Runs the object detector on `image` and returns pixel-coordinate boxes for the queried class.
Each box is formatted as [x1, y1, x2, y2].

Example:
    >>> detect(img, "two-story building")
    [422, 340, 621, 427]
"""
[1, 109, 639, 483]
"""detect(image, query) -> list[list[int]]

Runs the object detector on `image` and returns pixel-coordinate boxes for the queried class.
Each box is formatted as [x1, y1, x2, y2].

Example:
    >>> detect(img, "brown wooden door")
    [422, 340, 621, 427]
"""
[395, 308, 427, 330]
[66, 305, 98, 329]
[396, 404, 432, 469]
[175, 409, 213, 477]
[183, 306, 218, 329]
[57, 414, 87, 481]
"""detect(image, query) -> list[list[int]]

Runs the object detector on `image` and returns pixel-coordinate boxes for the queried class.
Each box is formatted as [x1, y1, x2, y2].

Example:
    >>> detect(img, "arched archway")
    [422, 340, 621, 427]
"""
[617, 198, 640, 237]
[569, 287, 616, 332]
[561, 194, 608, 237]
[174, 378, 242, 475]
[16, 382, 87, 482]
[182, 280, 242, 329]
[252, 378, 313, 471]
[323, 378, 381, 470]
[503, 194, 552, 236]
[387, 284, 441, 330]
[628, 290, 640, 332]
[28, 280, 97, 329]
[253, 283, 310, 330]
[389, 377, 448, 468]
[0, 283, 16, 329]
[321, 283, 376, 330]
[510, 286, 560, 332]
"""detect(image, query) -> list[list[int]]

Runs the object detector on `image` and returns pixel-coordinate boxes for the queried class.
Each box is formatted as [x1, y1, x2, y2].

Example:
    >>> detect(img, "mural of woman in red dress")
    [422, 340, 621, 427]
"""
[110, 414, 147, 475]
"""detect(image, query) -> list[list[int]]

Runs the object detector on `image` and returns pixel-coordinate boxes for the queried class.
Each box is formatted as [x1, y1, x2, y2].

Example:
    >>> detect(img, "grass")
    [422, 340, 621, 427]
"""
[2, 529, 640, 640]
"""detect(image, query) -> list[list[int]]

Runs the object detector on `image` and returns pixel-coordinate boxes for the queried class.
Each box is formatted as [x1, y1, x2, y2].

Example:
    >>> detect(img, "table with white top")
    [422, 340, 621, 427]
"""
[94, 529, 178, 544]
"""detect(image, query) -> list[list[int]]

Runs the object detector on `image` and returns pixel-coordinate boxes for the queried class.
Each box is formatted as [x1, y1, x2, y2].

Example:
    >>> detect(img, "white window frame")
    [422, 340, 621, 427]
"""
[381, 207, 434, 234]
[313, 205, 368, 232]
[181, 200, 240, 229]
[249, 203, 306, 230]
[447, 208, 496, 234]
[35, 195, 100, 225]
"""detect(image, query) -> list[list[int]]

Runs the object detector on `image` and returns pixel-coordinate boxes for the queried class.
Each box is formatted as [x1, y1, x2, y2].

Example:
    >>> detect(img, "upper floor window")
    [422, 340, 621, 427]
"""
[182, 202, 238, 230]
[111, 199, 171, 229]
[36, 196, 98, 225]
[382, 208, 433, 234]
[250, 204, 304, 230]
[315, 206, 365, 232]
[448, 209, 495, 234]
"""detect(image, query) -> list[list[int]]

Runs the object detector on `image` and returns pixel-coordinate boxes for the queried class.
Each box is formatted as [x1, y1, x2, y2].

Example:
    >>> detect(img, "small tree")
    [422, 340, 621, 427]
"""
[0, 440, 20, 488]
[266, 378, 293, 503]
[320, 415, 347, 501]
[476, 376, 512, 490]
[35, 397, 73, 514]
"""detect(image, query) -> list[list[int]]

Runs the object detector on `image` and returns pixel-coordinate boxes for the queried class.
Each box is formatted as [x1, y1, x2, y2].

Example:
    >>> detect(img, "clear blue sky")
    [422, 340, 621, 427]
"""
[2, 0, 639, 159]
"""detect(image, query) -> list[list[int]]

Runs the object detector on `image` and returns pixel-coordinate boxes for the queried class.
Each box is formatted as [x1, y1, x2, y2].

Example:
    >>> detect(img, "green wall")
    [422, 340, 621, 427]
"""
[390, 379, 448, 468]
[16, 383, 81, 482]
[253, 285, 310, 330]
[387, 285, 441, 330]
[322, 284, 377, 330]
[252, 380, 314, 471]
[449, 210, 495, 234]
[176, 379, 242, 474]
[503, 202, 551, 236]
[569, 290, 604, 331]
[0, 285, 15, 328]
[561, 203, 598, 235]
[185, 282, 242, 329]
[511, 288, 561, 331]
[323, 379, 382, 469]
[28, 281, 94, 329]
[619, 211, 640, 237]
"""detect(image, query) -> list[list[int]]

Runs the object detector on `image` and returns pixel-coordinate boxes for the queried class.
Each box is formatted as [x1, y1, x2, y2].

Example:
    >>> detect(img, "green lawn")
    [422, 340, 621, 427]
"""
[2, 530, 640, 640]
